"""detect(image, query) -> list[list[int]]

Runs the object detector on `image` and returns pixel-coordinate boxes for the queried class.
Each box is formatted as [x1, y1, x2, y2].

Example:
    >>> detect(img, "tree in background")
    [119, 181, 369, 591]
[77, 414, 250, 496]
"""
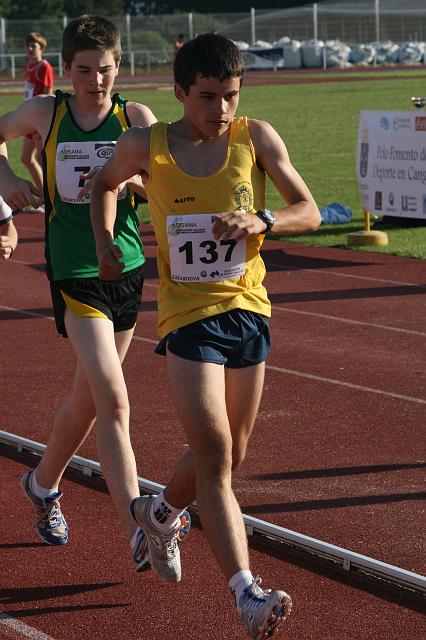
[1, 0, 328, 18]
[64, 0, 125, 16]
[7, 0, 62, 19]
[130, 0, 328, 13]
[0, 0, 12, 18]
[3, 0, 126, 18]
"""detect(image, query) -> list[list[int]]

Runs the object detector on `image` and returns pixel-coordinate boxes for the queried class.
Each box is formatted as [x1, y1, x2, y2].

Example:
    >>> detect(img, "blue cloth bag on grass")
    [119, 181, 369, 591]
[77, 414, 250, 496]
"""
[320, 201, 353, 225]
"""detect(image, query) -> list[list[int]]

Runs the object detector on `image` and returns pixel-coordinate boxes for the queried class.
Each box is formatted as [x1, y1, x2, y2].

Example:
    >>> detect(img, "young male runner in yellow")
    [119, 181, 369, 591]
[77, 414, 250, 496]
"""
[0, 15, 190, 571]
[91, 33, 320, 639]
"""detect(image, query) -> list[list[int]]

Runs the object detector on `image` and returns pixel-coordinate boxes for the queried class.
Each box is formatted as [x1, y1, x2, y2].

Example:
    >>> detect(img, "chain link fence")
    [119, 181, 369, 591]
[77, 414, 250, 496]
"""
[1, 2, 425, 77]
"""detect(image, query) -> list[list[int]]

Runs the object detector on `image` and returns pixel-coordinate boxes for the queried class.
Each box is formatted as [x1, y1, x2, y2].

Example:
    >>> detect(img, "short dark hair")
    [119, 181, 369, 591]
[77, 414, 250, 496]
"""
[62, 15, 121, 66]
[174, 33, 244, 94]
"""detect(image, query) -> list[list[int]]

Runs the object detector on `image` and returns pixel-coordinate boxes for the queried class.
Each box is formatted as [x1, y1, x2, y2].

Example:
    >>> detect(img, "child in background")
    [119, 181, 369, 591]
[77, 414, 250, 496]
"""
[22, 32, 54, 200]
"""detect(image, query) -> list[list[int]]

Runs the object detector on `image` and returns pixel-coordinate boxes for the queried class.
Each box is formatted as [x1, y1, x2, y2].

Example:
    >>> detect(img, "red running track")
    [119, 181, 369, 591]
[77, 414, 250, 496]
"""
[0, 213, 425, 640]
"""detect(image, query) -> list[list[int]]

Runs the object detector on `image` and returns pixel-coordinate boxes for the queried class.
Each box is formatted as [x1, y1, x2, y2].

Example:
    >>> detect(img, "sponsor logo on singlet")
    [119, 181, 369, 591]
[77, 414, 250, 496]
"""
[174, 196, 196, 203]
[233, 181, 253, 211]
[95, 143, 116, 159]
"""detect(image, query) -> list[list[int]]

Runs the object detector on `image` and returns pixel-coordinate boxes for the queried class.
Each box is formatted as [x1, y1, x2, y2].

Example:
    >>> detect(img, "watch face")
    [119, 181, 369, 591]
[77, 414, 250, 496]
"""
[258, 209, 275, 231]
[264, 210, 275, 224]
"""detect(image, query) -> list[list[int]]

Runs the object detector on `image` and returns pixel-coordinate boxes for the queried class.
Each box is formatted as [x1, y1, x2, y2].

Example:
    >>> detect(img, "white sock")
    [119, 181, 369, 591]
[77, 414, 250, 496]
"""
[229, 570, 254, 611]
[148, 491, 184, 533]
[31, 470, 59, 500]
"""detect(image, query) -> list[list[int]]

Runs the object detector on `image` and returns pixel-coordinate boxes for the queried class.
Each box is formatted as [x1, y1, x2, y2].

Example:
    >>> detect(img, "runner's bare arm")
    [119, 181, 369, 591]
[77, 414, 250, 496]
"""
[249, 119, 321, 234]
[91, 126, 150, 279]
[0, 96, 54, 208]
[119, 105, 156, 199]
[126, 102, 157, 128]
[77, 104, 156, 200]
[212, 120, 320, 242]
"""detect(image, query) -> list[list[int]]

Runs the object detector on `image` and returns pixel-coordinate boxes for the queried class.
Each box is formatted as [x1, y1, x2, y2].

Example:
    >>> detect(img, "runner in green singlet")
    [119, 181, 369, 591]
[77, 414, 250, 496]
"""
[0, 16, 191, 572]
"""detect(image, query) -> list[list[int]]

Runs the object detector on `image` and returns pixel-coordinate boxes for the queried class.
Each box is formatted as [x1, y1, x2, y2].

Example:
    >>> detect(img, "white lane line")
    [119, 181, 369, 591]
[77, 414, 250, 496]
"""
[1, 304, 424, 405]
[0, 306, 53, 320]
[10, 225, 44, 234]
[132, 335, 156, 344]
[2, 277, 424, 339]
[4, 259, 43, 267]
[10, 242, 426, 289]
[134, 337, 426, 403]
[266, 261, 426, 289]
[273, 306, 426, 337]
[267, 364, 426, 405]
[0, 612, 57, 640]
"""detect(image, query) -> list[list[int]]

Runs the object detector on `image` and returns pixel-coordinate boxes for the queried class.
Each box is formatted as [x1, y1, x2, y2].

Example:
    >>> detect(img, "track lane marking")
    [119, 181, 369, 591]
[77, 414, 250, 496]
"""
[266, 261, 426, 289]
[1, 292, 424, 336]
[266, 364, 426, 405]
[8, 248, 426, 289]
[0, 612, 57, 640]
[0, 304, 424, 405]
[272, 306, 426, 336]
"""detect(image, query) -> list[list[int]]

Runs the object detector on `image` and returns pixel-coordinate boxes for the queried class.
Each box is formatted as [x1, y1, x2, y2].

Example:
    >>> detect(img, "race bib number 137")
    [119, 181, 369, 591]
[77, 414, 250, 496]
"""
[167, 214, 246, 282]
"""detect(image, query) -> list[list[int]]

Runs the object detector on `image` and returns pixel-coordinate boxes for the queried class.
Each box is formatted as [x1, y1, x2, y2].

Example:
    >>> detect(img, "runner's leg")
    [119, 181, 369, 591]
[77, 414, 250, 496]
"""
[34, 326, 135, 492]
[225, 362, 265, 469]
[165, 352, 265, 579]
[21, 137, 43, 193]
[64, 311, 139, 538]
[163, 363, 265, 510]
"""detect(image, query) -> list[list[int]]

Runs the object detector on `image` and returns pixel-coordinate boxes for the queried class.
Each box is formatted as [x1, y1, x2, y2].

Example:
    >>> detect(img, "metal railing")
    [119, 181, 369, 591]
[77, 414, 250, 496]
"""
[0, 49, 173, 79]
[1, 429, 425, 593]
[1, 3, 425, 76]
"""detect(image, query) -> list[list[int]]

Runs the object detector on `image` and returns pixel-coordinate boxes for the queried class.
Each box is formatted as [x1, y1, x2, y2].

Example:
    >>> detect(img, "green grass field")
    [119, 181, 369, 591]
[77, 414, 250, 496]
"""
[2, 70, 426, 258]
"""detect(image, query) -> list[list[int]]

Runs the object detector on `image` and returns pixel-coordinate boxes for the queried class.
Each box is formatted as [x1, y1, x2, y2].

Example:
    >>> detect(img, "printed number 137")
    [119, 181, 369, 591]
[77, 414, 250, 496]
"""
[179, 239, 237, 265]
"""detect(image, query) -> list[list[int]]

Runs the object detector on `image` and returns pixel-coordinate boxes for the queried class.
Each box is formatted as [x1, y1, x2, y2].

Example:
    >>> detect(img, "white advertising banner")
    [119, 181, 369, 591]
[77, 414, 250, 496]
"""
[356, 110, 426, 220]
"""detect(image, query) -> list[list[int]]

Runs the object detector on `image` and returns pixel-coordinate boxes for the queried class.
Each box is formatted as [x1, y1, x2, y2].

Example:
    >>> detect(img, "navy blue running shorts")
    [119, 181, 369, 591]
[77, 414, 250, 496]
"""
[155, 308, 271, 369]
[50, 266, 144, 338]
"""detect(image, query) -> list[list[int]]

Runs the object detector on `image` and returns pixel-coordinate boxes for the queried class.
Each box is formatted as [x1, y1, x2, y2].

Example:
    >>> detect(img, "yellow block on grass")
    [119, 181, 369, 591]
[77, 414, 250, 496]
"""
[347, 230, 389, 246]
[347, 211, 389, 246]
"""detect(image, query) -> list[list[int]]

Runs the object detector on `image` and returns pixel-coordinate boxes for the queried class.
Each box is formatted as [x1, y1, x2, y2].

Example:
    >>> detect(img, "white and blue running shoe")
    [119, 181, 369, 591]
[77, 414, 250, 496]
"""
[236, 576, 292, 639]
[21, 470, 68, 546]
[130, 495, 191, 582]
[131, 506, 191, 574]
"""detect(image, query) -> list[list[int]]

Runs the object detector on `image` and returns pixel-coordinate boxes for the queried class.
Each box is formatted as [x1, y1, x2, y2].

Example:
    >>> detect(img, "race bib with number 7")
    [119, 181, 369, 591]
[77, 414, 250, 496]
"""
[167, 214, 246, 282]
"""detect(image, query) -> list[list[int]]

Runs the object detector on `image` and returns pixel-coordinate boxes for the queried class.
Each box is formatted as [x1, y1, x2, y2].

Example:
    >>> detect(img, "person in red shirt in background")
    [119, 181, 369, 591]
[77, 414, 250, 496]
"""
[22, 32, 54, 202]
[173, 33, 185, 56]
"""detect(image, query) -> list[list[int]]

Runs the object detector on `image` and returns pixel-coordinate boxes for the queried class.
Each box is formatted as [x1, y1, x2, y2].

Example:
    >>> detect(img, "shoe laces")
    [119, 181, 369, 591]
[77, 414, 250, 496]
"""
[162, 522, 181, 557]
[165, 535, 178, 558]
[149, 519, 180, 557]
[35, 495, 63, 528]
[243, 576, 272, 609]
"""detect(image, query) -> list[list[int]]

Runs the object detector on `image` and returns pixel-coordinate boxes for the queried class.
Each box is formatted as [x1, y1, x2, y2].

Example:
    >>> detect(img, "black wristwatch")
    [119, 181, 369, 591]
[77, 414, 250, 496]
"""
[255, 208, 275, 233]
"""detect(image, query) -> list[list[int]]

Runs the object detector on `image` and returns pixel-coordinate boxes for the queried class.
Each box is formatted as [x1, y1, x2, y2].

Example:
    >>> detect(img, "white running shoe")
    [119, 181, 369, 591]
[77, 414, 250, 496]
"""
[236, 576, 292, 639]
[130, 495, 191, 582]
[21, 470, 68, 545]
